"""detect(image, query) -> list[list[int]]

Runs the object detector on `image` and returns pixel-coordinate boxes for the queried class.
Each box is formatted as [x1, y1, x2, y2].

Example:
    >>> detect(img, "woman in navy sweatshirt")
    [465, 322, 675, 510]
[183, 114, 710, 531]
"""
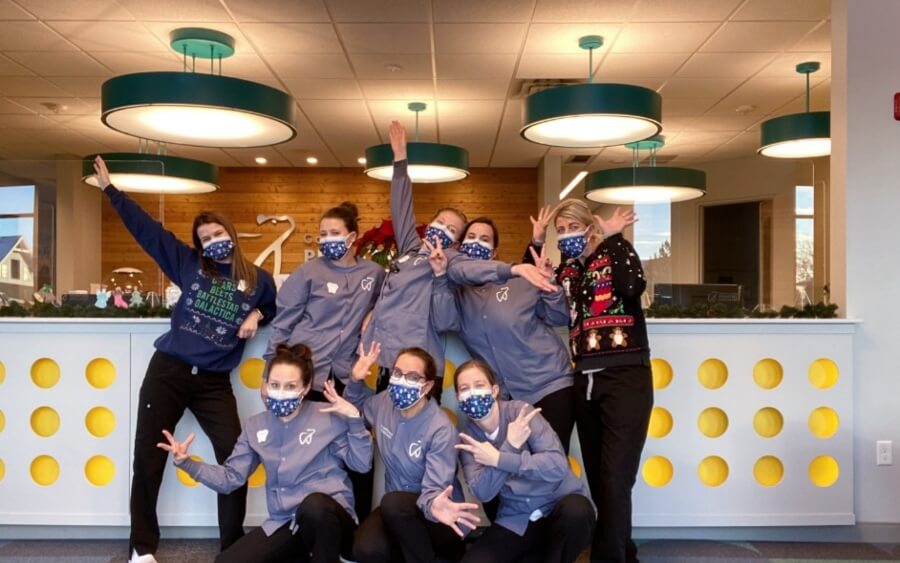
[91, 156, 277, 563]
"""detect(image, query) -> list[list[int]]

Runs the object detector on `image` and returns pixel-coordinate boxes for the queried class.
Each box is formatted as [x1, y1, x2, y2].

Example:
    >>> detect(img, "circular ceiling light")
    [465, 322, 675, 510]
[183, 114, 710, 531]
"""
[101, 28, 296, 148]
[521, 36, 662, 148]
[759, 62, 830, 159]
[584, 137, 706, 204]
[81, 152, 219, 194]
[364, 102, 470, 183]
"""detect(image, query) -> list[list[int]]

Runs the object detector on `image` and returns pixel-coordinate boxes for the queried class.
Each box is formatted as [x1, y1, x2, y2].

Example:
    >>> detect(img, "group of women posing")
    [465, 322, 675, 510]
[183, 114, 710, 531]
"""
[95, 118, 652, 563]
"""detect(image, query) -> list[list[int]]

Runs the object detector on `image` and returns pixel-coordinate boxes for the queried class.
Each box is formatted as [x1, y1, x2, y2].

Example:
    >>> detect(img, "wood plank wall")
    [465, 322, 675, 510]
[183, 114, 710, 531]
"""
[101, 167, 538, 293]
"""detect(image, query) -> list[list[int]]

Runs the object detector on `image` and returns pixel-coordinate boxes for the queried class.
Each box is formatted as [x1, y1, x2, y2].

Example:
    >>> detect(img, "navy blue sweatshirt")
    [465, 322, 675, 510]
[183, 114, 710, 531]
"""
[104, 185, 277, 372]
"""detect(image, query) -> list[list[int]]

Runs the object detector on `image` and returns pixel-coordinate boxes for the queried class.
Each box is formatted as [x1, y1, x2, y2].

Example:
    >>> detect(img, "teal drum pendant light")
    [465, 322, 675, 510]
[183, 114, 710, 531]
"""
[101, 28, 296, 148]
[585, 137, 706, 204]
[521, 36, 662, 148]
[81, 145, 219, 194]
[365, 102, 469, 183]
[758, 62, 830, 159]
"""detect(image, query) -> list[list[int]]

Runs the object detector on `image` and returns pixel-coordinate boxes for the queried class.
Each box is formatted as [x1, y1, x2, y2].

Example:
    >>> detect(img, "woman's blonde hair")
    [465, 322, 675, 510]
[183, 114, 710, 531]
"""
[553, 199, 602, 241]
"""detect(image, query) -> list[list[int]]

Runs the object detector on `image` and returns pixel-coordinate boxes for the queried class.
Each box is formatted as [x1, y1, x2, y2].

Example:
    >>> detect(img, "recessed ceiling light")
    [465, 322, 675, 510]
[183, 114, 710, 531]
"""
[306, 156, 318, 165]
[255, 156, 267, 165]
[357, 157, 367, 165]
[385, 63, 403, 73]
[735, 104, 757, 115]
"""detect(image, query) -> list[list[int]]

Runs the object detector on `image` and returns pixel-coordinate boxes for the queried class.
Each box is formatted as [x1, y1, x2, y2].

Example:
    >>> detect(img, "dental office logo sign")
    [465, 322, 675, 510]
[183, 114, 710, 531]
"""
[408, 440, 423, 459]
[298, 428, 316, 445]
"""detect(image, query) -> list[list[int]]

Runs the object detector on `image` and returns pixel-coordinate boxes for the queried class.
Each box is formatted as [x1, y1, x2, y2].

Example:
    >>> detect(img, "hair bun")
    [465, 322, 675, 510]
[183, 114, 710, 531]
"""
[338, 201, 359, 220]
[275, 343, 312, 362]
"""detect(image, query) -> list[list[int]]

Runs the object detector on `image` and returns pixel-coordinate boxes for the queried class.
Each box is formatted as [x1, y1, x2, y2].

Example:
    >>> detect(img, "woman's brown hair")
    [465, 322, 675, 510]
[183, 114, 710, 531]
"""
[453, 359, 497, 392]
[266, 343, 314, 388]
[322, 201, 360, 234]
[191, 210, 258, 293]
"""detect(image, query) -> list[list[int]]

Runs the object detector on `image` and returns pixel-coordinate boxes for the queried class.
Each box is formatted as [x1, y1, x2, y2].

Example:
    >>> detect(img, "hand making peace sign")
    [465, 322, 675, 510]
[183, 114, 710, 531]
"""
[506, 406, 543, 450]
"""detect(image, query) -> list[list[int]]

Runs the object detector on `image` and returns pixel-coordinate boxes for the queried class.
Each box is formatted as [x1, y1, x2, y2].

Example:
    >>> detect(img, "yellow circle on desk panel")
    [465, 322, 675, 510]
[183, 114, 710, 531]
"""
[753, 407, 784, 438]
[365, 363, 379, 390]
[698, 407, 729, 438]
[808, 406, 840, 439]
[808, 359, 839, 390]
[809, 455, 839, 487]
[568, 455, 582, 478]
[642, 455, 673, 487]
[85, 358, 116, 389]
[0, 410, 5, 433]
[31, 358, 60, 389]
[753, 456, 784, 487]
[0, 361, 5, 385]
[176, 455, 204, 487]
[248, 464, 266, 488]
[85, 455, 115, 486]
[651, 358, 673, 390]
[647, 407, 673, 439]
[698, 456, 729, 487]
[31, 406, 60, 437]
[443, 360, 456, 391]
[753, 358, 783, 390]
[697, 359, 727, 390]
[441, 407, 458, 428]
[85, 406, 116, 438]
[239, 358, 266, 390]
[0, 458, 4, 482]
[31, 455, 60, 486]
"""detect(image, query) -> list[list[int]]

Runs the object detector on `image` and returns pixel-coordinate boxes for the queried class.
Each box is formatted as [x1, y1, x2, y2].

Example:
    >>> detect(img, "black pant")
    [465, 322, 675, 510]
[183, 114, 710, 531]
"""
[574, 365, 653, 563]
[215, 493, 357, 563]
[462, 494, 594, 563]
[129, 351, 246, 556]
[534, 385, 577, 454]
[354, 491, 464, 563]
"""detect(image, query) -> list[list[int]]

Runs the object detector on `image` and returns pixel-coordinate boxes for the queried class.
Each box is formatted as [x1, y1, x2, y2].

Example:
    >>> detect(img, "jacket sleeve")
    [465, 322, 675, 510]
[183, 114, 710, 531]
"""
[417, 423, 459, 523]
[535, 286, 570, 327]
[265, 265, 310, 359]
[176, 429, 259, 494]
[430, 274, 461, 333]
[343, 379, 377, 423]
[391, 160, 422, 255]
[457, 435, 509, 502]
[254, 270, 278, 326]
[446, 252, 514, 288]
[104, 185, 194, 287]
[495, 408, 569, 483]
[330, 416, 374, 473]
[601, 233, 647, 298]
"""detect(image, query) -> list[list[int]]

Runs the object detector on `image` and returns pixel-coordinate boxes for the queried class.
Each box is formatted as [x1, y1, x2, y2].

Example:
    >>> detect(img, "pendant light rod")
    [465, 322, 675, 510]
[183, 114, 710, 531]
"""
[408, 102, 426, 142]
[796, 62, 819, 113]
[579, 35, 603, 83]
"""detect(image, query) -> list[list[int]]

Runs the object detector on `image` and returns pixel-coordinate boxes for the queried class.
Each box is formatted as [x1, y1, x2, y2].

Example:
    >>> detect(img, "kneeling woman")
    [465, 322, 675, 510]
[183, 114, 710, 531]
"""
[454, 360, 595, 563]
[345, 343, 480, 562]
[158, 344, 373, 563]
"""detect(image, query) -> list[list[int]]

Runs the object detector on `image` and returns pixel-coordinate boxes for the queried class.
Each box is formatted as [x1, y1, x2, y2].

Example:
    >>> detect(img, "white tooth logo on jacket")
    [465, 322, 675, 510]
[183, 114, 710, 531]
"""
[326, 282, 339, 294]
[256, 429, 269, 443]
[408, 440, 423, 459]
[496, 287, 509, 303]
[360, 277, 374, 291]
[414, 256, 427, 266]
[298, 428, 316, 445]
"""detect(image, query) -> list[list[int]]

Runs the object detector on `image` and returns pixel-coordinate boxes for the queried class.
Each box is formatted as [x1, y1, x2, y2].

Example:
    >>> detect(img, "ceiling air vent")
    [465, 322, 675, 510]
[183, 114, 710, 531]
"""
[567, 154, 592, 164]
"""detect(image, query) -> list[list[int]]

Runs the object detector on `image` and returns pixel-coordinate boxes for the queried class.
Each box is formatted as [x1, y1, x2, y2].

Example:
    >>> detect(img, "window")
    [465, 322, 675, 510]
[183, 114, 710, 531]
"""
[795, 185, 815, 306]
[633, 202, 672, 306]
[0, 185, 37, 301]
[10, 258, 20, 280]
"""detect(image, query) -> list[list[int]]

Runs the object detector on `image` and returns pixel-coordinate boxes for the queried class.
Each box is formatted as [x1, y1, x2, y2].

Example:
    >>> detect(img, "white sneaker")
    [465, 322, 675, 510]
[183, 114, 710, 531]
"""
[129, 549, 158, 563]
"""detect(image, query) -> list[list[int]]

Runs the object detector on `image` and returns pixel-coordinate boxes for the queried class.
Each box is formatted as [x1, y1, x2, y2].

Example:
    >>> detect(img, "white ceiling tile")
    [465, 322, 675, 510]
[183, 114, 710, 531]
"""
[166, 146, 241, 166]
[0, 21, 75, 51]
[659, 77, 742, 99]
[367, 100, 437, 141]
[630, 0, 742, 22]
[533, 0, 637, 22]
[48, 21, 168, 52]
[10, 97, 100, 115]
[0, 76, 72, 97]
[349, 53, 432, 79]
[612, 22, 719, 53]
[439, 100, 503, 133]
[338, 24, 431, 53]
[276, 146, 341, 167]
[0, 0, 35, 20]
[224, 147, 292, 167]
[326, 0, 429, 22]
[755, 53, 830, 78]
[437, 79, 510, 100]
[90, 51, 182, 73]
[218, 53, 278, 80]
[14, 0, 134, 20]
[435, 24, 526, 54]
[524, 24, 620, 54]
[433, 0, 534, 23]
[283, 78, 362, 99]
[5, 51, 111, 77]
[789, 22, 830, 52]
[0, 54, 33, 76]
[46, 76, 106, 97]
[225, 0, 330, 23]
[0, 98, 34, 113]
[301, 99, 379, 165]
[0, 113, 63, 128]
[668, 131, 740, 145]
[116, 0, 232, 21]
[517, 54, 589, 79]
[360, 80, 434, 100]
[437, 54, 516, 80]
[704, 76, 819, 116]
[732, 0, 830, 21]
[241, 23, 343, 54]
[599, 53, 690, 79]
[491, 131, 548, 167]
[701, 22, 820, 53]
[661, 98, 719, 117]
[680, 115, 761, 132]
[267, 54, 353, 79]
[676, 52, 777, 78]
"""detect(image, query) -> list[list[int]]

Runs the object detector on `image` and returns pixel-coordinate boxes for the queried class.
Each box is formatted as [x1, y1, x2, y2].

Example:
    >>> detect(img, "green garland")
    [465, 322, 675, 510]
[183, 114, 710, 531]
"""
[0, 301, 172, 318]
[645, 301, 839, 319]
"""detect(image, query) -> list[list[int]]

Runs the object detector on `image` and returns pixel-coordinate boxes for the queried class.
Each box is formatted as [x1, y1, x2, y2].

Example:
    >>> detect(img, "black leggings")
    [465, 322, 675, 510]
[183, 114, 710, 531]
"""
[129, 351, 246, 556]
[354, 491, 464, 563]
[534, 385, 577, 454]
[462, 494, 595, 563]
[215, 493, 357, 563]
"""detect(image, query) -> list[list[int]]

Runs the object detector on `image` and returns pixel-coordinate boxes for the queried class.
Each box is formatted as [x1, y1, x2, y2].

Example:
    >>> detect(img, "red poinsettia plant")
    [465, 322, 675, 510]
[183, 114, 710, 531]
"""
[355, 219, 426, 268]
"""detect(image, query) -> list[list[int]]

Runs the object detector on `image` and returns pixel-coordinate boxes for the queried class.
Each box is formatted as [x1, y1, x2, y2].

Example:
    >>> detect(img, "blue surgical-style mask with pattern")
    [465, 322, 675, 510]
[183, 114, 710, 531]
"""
[459, 239, 493, 260]
[557, 231, 588, 257]
[458, 388, 495, 421]
[202, 236, 235, 260]
[266, 389, 302, 417]
[319, 234, 351, 261]
[425, 223, 455, 249]
[388, 379, 423, 410]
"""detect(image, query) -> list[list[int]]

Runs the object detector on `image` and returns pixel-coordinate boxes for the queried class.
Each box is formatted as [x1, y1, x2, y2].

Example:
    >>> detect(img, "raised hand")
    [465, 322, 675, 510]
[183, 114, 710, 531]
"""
[528, 245, 554, 280]
[423, 238, 447, 277]
[389, 120, 407, 162]
[92, 155, 111, 189]
[157, 429, 195, 463]
[506, 406, 542, 449]
[511, 263, 557, 293]
[594, 207, 637, 237]
[455, 433, 500, 467]
[430, 485, 481, 538]
[320, 379, 361, 418]
[351, 341, 381, 382]
[529, 204, 555, 244]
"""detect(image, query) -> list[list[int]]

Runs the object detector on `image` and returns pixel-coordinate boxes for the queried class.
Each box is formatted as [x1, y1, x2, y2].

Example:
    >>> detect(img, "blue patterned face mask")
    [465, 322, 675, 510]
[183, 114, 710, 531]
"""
[265, 389, 302, 417]
[459, 239, 493, 261]
[557, 231, 588, 257]
[319, 235, 351, 261]
[202, 236, 235, 261]
[425, 223, 455, 249]
[458, 389, 495, 421]
[388, 378, 423, 410]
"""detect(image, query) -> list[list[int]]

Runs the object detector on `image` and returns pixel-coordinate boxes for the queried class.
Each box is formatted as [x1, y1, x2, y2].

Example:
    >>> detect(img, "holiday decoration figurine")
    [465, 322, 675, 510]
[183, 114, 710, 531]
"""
[95, 286, 111, 309]
[129, 288, 144, 307]
[112, 287, 128, 308]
